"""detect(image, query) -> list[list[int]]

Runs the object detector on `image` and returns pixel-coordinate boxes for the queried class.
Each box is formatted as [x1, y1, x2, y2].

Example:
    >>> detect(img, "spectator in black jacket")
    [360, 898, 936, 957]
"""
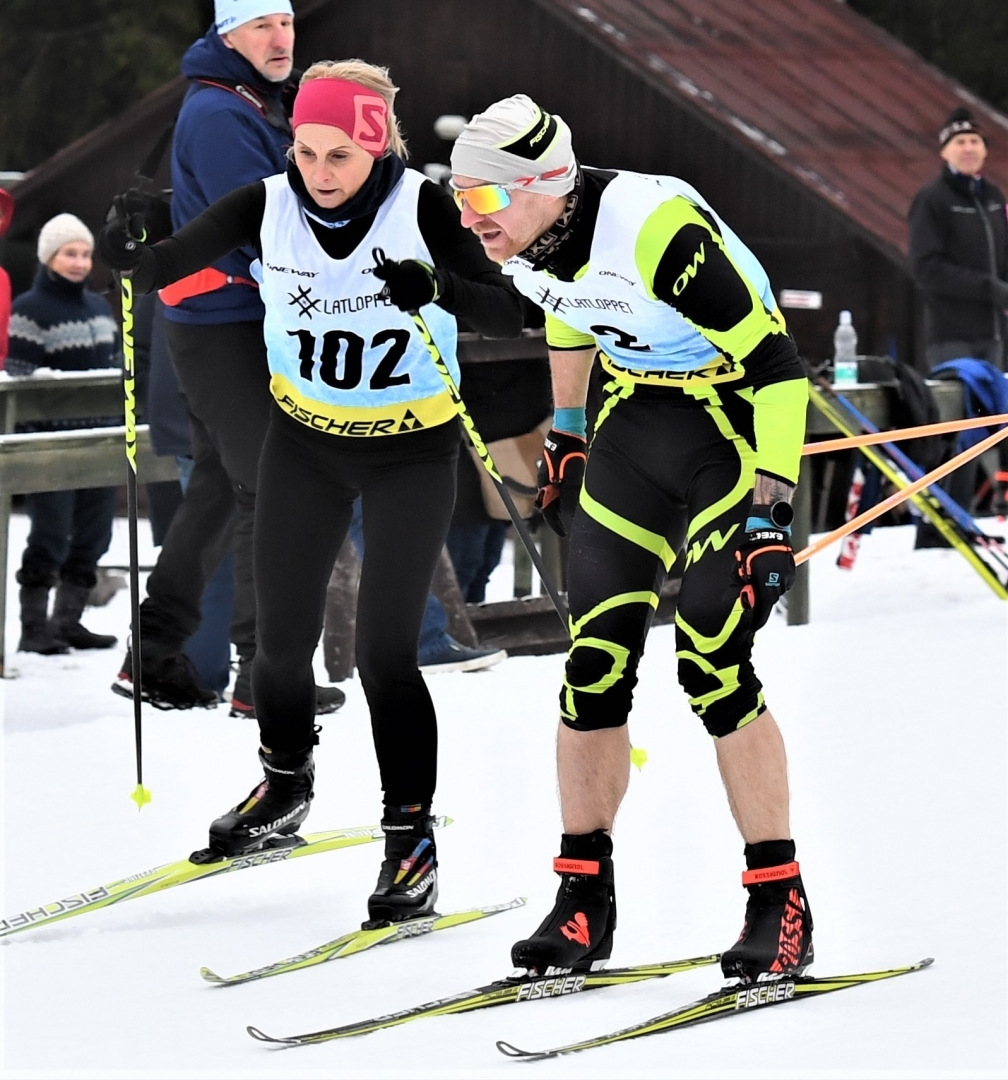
[909, 107, 1008, 370]
[8, 214, 119, 655]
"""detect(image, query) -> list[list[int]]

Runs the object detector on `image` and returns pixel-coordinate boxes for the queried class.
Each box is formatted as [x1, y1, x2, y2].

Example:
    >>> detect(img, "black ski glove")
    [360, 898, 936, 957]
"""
[536, 428, 587, 537]
[734, 521, 796, 631]
[97, 212, 148, 274]
[373, 257, 443, 313]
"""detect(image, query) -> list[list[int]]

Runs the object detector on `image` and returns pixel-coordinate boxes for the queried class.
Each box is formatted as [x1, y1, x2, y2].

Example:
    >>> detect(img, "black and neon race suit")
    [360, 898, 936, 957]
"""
[506, 168, 807, 737]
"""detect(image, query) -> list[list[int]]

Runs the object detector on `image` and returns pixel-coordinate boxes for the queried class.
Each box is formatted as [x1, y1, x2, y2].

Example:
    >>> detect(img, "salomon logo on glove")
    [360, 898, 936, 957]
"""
[734, 524, 796, 631]
[536, 428, 587, 537]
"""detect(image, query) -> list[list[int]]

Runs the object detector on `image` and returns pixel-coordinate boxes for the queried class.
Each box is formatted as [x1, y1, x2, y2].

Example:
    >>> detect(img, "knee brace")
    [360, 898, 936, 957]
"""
[559, 635, 637, 731]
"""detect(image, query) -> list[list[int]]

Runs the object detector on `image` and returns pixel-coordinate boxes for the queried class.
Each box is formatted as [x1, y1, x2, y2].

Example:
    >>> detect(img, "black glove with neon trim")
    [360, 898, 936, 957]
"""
[734, 508, 796, 631]
[536, 428, 587, 537]
[373, 257, 444, 313]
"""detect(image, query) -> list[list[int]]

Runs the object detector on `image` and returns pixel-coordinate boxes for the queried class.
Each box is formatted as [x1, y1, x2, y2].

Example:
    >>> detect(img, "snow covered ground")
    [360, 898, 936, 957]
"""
[2, 512, 1006, 1078]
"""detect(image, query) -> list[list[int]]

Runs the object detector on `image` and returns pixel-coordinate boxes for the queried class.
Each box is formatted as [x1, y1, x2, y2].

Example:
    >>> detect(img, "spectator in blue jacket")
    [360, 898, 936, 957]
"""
[8, 214, 120, 655]
[113, 0, 343, 716]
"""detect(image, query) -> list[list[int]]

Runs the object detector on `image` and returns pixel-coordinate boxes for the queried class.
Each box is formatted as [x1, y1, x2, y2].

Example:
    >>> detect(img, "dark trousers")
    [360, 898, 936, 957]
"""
[19, 487, 117, 588]
[446, 523, 509, 603]
[253, 408, 458, 806]
[139, 320, 272, 656]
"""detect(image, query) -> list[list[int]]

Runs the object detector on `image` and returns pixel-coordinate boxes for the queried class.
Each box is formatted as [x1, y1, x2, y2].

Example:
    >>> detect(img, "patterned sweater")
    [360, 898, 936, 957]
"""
[6, 266, 120, 430]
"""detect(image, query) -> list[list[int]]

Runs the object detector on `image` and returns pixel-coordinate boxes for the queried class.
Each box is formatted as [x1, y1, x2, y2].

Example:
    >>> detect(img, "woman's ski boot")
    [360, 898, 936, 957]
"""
[365, 805, 438, 927]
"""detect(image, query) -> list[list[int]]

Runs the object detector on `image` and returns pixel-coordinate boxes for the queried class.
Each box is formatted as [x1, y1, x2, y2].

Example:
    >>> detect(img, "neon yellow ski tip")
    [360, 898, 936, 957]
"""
[630, 747, 648, 770]
[130, 784, 153, 809]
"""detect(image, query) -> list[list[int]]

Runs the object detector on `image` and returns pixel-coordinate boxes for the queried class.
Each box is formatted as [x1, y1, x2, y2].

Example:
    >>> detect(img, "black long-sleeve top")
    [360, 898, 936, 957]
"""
[127, 177, 524, 339]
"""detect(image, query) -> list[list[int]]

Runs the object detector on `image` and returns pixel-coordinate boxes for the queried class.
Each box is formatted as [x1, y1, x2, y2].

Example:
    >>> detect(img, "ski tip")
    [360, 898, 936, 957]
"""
[130, 784, 152, 810]
[919, 957, 936, 969]
[247, 1025, 287, 1044]
[434, 815, 453, 829]
[496, 1040, 546, 1060]
[199, 967, 225, 984]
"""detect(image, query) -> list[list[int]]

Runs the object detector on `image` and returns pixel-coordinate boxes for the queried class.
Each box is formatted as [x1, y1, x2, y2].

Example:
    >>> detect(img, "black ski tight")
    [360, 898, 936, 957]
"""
[252, 407, 458, 805]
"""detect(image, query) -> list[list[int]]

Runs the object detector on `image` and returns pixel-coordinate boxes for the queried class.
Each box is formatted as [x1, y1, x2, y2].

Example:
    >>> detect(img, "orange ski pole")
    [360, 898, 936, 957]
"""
[802, 412, 1008, 456]
[795, 423, 1008, 567]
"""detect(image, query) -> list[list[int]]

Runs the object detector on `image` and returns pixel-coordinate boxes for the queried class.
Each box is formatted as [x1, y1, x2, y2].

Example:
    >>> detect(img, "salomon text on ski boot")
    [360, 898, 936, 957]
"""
[365, 805, 438, 927]
[204, 745, 315, 858]
[511, 831, 615, 974]
[720, 839, 814, 983]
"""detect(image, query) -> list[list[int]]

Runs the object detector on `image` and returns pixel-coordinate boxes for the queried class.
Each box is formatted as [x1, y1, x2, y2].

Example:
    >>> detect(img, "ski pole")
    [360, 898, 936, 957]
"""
[372, 249, 568, 628]
[795, 422, 1008, 567]
[802, 411, 1008, 455]
[120, 271, 152, 810]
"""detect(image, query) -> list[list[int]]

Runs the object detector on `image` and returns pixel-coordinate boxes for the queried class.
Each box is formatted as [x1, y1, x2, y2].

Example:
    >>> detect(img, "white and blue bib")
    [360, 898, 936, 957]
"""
[252, 169, 459, 436]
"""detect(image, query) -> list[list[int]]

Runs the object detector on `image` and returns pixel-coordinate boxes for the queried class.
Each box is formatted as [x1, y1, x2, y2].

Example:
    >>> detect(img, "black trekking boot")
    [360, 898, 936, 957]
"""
[229, 657, 346, 719]
[720, 840, 814, 983]
[206, 744, 315, 857]
[17, 585, 70, 655]
[511, 830, 615, 974]
[365, 805, 438, 927]
[112, 641, 218, 710]
[51, 582, 118, 650]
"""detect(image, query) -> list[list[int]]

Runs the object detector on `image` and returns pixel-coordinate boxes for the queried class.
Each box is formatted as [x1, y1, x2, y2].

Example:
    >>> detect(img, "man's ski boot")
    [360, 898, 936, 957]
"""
[511, 830, 615, 974]
[721, 840, 814, 983]
[365, 805, 438, 927]
[113, 642, 218, 710]
[204, 745, 315, 858]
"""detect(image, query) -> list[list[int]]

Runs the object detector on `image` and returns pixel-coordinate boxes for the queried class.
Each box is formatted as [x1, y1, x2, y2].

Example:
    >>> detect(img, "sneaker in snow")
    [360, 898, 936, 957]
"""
[418, 637, 507, 674]
[229, 658, 346, 719]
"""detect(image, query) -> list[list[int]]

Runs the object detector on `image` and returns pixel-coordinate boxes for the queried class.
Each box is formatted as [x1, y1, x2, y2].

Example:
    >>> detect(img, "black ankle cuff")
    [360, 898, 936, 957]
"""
[744, 838, 796, 871]
[560, 830, 613, 860]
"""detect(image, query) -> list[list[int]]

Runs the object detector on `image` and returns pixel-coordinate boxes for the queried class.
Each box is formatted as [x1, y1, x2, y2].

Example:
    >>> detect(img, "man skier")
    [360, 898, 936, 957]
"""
[450, 95, 812, 982]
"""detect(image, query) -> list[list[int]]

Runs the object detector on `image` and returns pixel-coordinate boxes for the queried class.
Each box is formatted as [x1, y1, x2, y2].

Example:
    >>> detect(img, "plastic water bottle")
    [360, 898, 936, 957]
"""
[833, 310, 858, 386]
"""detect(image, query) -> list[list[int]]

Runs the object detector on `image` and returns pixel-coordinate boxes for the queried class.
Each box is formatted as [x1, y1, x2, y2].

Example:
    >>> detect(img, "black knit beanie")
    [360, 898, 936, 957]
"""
[940, 106, 986, 148]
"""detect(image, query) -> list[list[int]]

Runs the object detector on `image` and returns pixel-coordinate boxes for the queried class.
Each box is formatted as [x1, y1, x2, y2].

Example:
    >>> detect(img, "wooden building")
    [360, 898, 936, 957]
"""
[5, 0, 1008, 366]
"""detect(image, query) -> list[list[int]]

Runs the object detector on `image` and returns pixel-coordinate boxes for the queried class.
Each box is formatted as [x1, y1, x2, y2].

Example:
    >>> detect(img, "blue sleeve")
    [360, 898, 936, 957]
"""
[178, 103, 283, 206]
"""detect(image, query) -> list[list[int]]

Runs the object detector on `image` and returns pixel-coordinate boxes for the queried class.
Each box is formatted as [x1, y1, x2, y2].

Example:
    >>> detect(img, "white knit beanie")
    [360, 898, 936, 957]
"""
[37, 213, 94, 266]
[214, 0, 293, 33]
[451, 94, 577, 195]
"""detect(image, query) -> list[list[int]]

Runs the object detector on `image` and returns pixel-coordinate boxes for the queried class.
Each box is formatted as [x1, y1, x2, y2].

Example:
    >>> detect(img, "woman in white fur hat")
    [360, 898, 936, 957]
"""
[7, 213, 120, 655]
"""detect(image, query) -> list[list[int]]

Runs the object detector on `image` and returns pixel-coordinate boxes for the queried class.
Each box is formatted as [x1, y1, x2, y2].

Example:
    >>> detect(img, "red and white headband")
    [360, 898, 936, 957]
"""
[292, 77, 389, 157]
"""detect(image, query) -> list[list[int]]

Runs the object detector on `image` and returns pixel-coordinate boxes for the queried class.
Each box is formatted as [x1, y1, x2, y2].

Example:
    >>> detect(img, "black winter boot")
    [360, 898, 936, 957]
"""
[720, 839, 814, 983]
[112, 641, 218, 710]
[51, 582, 118, 649]
[206, 744, 315, 857]
[511, 831, 616, 974]
[229, 657, 346, 719]
[17, 586, 69, 655]
[365, 805, 438, 927]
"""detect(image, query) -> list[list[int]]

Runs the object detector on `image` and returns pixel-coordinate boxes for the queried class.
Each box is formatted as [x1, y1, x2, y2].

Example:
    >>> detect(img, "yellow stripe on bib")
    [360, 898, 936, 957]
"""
[270, 374, 457, 436]
[598, 351, 746, 387]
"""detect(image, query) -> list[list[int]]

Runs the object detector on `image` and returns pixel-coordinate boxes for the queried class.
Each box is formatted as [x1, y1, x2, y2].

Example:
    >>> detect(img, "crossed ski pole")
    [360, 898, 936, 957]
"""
[372, 249, 568, 628]
[795, 421, 1008, 567]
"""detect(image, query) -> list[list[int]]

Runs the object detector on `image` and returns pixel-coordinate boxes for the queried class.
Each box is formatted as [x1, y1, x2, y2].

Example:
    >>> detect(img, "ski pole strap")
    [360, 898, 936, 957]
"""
[742, 861, 800, 886]
[554, 857, 600, 876]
